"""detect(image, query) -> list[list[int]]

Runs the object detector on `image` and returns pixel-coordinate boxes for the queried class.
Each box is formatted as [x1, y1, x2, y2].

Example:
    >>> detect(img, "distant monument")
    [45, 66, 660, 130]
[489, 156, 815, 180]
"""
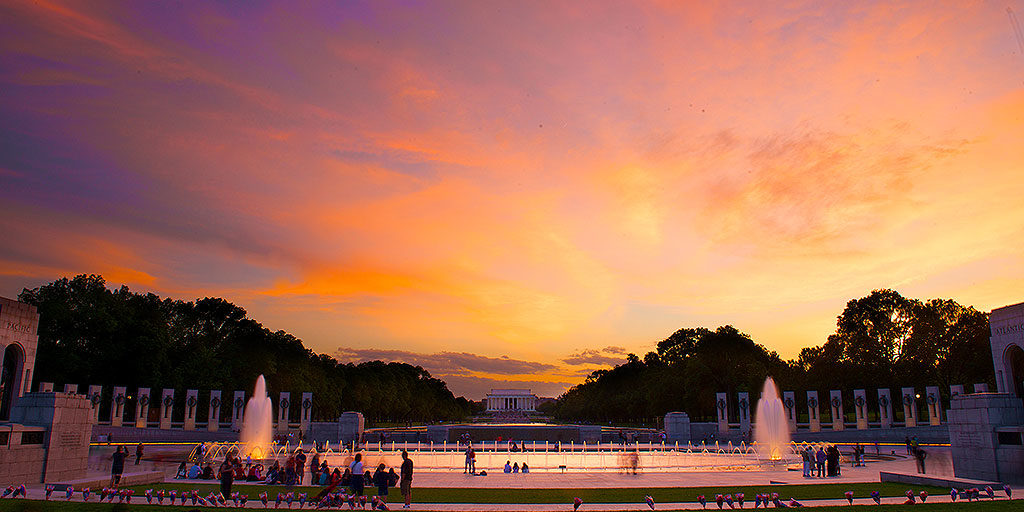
[0, 296, 93, 483]
[948, 301, 1024, 484]
[485, 388, 539, 412]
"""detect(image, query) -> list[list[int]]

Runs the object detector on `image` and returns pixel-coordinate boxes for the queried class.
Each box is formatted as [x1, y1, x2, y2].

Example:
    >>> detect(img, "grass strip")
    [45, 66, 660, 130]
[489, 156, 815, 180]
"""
[125, 482, 951, 504]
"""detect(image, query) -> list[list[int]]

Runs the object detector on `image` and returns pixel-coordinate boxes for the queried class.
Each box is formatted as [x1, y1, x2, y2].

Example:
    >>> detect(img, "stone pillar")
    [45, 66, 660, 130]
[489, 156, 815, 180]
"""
[160, 389, 174, 429]
[232, 391, 245, 430]
[63, 384, 77, 394]
[737, 392, 751, 436]
[901, 387, 917, 427]
[853, 389, 869, 429]
[925, 385, 941, 425]
[829, 390, 844, 431]
[783, 391, 797, 430]
[135, 387, 150, 428]
[277, 392, 290, 433]
[948, 393, 1024, 483]
[208, 391, 222, 432]
[950, 384, 964, 398]
[110, 386, 126, 427]
[973, 383, 988, 393]
[338, 411, 364, 444]
[183, 389, 198, 430]
[715, 392, 729, 435]
[664, 412, 691, 443]
[877, 389, 893, 429]
[87, 385, 103, 423]
[807, 391, 820, 432]
[300, 392, 313, 432]
[39, 382, 54, 392]
[9, 391, 94, 483]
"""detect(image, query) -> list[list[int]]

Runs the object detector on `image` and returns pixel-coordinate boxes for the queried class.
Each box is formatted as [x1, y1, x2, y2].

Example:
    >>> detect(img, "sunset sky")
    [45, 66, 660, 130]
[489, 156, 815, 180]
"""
[2, 1, 1024, 399]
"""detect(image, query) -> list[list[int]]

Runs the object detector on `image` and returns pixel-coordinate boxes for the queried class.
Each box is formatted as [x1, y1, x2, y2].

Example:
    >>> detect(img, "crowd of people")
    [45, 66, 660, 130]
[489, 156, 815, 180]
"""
[175, 448, 415, 509]
[800, 445, 844, 477]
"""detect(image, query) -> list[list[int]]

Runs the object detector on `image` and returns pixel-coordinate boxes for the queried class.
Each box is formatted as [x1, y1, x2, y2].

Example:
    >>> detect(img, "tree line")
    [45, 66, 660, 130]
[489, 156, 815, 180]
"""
[18, 274, 476, 424]
[550, 289, 995, 423]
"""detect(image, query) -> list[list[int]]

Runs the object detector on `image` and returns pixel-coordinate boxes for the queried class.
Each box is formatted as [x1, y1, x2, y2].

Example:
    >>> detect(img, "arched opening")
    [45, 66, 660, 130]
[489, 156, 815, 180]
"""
[0, 344, 25, 421]
[1006, 344, 1024, 399]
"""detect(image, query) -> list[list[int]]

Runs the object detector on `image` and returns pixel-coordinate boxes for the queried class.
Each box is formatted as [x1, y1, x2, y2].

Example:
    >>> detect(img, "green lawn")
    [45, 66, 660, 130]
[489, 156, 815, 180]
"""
[0, 498, 1019, 512]
[124, 482, 951, 504]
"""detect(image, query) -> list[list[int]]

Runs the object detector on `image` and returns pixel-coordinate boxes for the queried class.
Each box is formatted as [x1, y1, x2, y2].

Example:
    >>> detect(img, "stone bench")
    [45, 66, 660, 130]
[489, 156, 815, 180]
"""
[879, 470, 1002, 488]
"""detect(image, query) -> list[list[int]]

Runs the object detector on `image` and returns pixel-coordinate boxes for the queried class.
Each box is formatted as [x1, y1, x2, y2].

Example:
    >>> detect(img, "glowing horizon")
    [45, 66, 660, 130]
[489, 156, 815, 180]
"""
[2, 1, 1024, 399]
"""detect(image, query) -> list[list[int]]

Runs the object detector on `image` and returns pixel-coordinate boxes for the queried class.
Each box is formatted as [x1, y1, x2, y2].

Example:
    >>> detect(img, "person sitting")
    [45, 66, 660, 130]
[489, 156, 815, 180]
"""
[187, 462, 201, 479]
[175, 462, 188, 479]
[504, 461, 512, 473]
[265, 463, 280, 484]
[336, 468, 347, 486]
[512, 462, 519, 473]
[521, 462, 529, 474]
[363, 469, 372, 486]
[318, 469, 329, 486]
[202, 463, 214, 480]
[510, 441, 519, 452]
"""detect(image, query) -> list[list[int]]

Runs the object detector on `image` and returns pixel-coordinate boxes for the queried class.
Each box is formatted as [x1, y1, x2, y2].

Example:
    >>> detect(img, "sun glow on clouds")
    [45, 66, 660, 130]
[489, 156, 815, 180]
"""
[2, 1, 1024, 398]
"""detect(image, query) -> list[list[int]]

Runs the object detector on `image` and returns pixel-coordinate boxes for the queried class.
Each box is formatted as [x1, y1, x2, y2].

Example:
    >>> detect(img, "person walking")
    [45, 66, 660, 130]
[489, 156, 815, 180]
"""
[915, 447, 928, 474]
[110, 446, 127, 487]
[400, 450, 413, 509]
[349, 453, 365, 496]
[219, 455, 235, 500]
[135, 443, 144, 465]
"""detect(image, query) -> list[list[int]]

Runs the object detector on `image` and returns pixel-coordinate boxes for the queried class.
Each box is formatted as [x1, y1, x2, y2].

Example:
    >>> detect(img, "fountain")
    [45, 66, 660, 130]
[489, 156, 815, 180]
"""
[753, 376, 790, 460]
[239, 374, 274, 459]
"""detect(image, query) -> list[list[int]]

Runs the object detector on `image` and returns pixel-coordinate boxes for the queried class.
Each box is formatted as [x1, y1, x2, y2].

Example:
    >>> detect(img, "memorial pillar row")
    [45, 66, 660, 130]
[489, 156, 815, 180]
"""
[715, 392, 729, 435]
[829, 390, 844, 431]
[973, 383, 988, 393]
[136, 387, 151, 428]
[232, 391, 246, 431]
[111, 386, 126, 427]
[807, 391, 820, 432]
[160, 389, 175, 429]
[950, 384, 964, 398]
[853, 389, 868, 429]
[901, 387, 917, 427]
[39, 382, 54, 392]
[208, 390, 222, 432]
[277, 392, 290, 433]
[877, 389, 893, 429]
[63, 384, 78, 394]
[88, 385, 103, 424]
[925, 385, 941, 425]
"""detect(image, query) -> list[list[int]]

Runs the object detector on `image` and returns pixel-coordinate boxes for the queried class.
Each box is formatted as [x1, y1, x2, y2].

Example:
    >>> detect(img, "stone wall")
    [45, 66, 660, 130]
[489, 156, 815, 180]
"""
[0, 425, 47, 482]
[11, 391, 93, 483]
[948, 393, 1024, 484]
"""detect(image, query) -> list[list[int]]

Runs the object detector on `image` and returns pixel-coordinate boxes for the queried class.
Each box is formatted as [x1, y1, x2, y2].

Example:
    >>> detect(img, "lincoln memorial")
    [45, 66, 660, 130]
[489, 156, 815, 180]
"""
[485, 388, 538, 412]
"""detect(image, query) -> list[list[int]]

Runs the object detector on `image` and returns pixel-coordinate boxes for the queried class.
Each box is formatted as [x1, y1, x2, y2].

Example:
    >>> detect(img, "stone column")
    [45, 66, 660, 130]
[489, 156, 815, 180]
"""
[183, 389, 198, 430]
[64, 384, 78, 394]
[232, 391, 246, 430]
[829, 390, 844, 431]
[950, 384, 964, 398]
[783, 391, 797, 430]
[664, 412, 691, 443]
[277, 392, 290, 433]
[877, 389, 893, 429]
[737, 392, 751, 436]
[160, 389, 175, 429]
[111, 386, 126, 427]
[135, 387, 151, 428]
[901, 387, 917, 427]
[973, 383, 988, 393]
[925, 385, 941, 425]
[807, 391, 820, 432]
[853, 389, 869, 429]
[208, 391, 222, 432]
[88, 385, 103, 423]
[300, 392, 313, 432]
[39, 382, 54, 392]
[715, 392, 729, 435]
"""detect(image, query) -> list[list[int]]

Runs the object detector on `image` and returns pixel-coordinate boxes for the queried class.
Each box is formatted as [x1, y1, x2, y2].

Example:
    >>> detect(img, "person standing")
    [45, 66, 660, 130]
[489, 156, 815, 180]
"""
[915, 447, 927, 474]
[815, 446, 826, 478]
[349, 453, 364, 496]
[372, 463, 390, 506]
[296, 449, 307, 485]
[110, 446, 127, 487]
[219, 456, 235, 500]
[464, 445, 474, 474]
[400, 450, 413, 509]
[135, 443, 144, 465]
[801, 446, 812, 477]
